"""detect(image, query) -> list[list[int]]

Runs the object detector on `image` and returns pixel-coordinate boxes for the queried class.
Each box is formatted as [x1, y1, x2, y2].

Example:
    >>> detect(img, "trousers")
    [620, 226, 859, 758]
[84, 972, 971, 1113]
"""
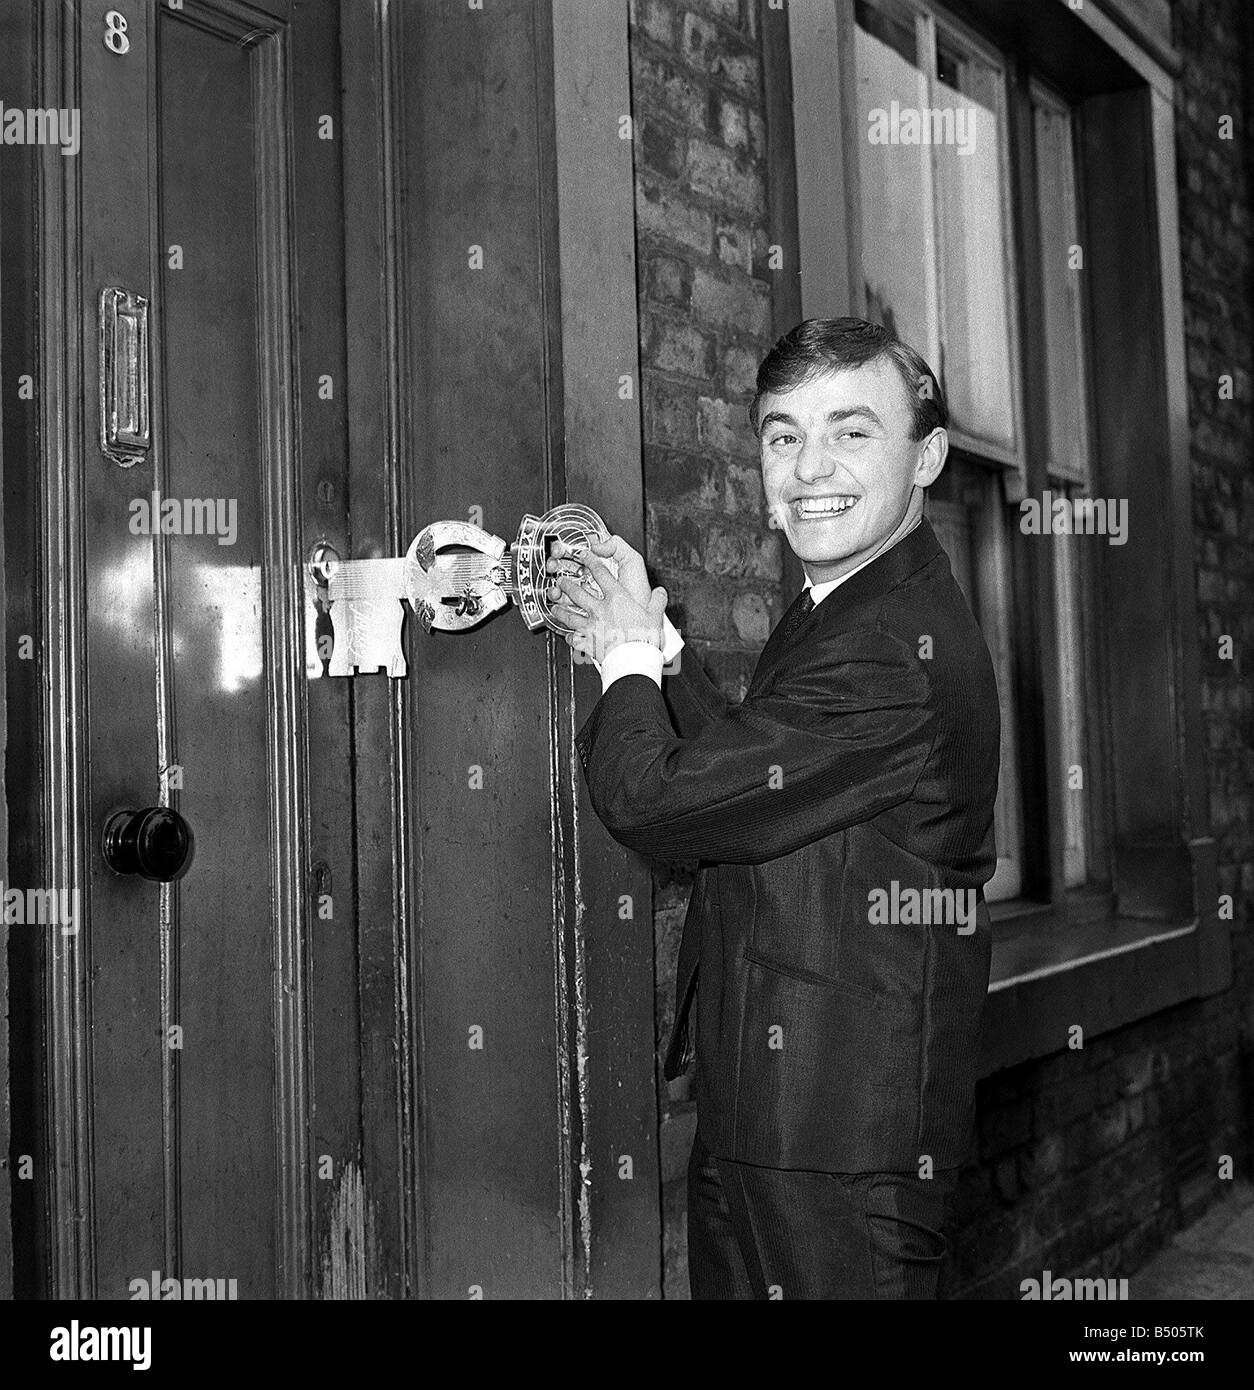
[686, 1128, 958, 1300]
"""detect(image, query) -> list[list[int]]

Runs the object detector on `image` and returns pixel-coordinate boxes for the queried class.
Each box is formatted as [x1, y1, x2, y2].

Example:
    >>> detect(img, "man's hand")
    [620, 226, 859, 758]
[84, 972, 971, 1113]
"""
[546, 534, 667, 664]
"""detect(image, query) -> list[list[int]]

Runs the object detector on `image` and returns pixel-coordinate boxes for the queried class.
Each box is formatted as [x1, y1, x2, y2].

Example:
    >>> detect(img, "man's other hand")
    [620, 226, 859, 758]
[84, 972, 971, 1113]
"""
[546, 534, 667, 665]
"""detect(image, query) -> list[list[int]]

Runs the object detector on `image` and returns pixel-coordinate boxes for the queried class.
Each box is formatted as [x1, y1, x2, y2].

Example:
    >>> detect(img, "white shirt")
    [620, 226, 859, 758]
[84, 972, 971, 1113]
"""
[596, 541, 895, 694]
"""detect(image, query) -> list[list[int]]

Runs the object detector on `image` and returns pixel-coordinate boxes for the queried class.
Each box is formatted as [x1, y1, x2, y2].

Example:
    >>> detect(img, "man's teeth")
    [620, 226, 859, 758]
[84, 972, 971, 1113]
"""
[796, 496, 859, 515]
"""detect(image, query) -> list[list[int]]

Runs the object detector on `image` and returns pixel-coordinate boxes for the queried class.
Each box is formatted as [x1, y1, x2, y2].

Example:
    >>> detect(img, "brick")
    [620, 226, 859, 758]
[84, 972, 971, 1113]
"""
[645, 253, 693, 309]
[645, 377, 697, 448]
[696, 394, 757, 458]
[689, 0, 742, 27]
[692, 266, 771, 335]
[629, 0, 675, 47]
[640, 116, 685, 180]
[645, 315, 718, 380]
[631, 52, 709, 130]
[668, 577, 730, 641]
[687, 138, 765, 215]
[723, 462, 764, 517]
[715, 220, 754, 275]
[1086, 1100, 1132, 1159]
[680, 11, 758, 98]
[1096, 1064, 1123, 1106]
[646, 503, 703, 570]
[731, 591, 771, 643]
[748, 109, 766, 160]
[979, 1099, 1032, 1158]
[1114, 1048, 1158, 1097]
[992, 1154, 1021, 1204]
[702, 521, 782, 581]
[721, 346, 759, 404]
[643, 448, 722, 512]
[712, 91, 750, 153]
[637, 178, 713, 255]
[1018, 1133, 1066, 1189]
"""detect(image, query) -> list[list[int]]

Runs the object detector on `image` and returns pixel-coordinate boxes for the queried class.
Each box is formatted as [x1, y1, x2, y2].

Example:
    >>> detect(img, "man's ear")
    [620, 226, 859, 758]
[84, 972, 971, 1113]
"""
[914, 427, 948, 487]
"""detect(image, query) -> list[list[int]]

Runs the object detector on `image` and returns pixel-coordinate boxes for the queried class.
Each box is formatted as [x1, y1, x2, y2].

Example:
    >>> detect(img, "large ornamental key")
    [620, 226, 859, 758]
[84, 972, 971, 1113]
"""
[308, 504, 613, 678]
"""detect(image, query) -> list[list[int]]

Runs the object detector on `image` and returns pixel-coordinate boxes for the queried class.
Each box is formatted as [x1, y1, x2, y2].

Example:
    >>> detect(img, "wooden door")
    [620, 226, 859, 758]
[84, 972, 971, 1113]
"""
[4, 0, 660, 1298]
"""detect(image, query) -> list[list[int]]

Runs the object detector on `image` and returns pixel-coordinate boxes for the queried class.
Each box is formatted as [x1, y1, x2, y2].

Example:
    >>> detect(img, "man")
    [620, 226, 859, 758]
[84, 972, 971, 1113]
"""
[549, 317, 1000, 1300]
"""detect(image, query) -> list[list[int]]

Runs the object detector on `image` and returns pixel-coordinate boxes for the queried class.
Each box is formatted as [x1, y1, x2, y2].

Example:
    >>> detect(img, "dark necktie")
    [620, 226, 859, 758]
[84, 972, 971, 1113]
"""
[749, 586, 816, 694]
[776, 586, 815, 645]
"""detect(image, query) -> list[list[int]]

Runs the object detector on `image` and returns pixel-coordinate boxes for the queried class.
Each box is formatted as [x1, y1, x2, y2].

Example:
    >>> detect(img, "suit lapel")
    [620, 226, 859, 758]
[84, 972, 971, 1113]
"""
[748, 519, 945, 697]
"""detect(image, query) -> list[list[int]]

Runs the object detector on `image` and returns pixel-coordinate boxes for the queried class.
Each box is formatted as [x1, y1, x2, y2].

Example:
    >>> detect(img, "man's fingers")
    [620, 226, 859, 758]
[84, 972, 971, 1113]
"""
[590, 534, 648, 589]
[554, 573, 600, 604]
[551, 574, 599, 619]
[578, 552, 621, 593]
[647, 585, 668, 618]
[550, 598, 592, 630]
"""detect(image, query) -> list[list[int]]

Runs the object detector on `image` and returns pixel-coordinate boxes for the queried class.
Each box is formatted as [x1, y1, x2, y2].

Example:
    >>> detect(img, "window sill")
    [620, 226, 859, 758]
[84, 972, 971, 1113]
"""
[980, 905, 1202, 1077]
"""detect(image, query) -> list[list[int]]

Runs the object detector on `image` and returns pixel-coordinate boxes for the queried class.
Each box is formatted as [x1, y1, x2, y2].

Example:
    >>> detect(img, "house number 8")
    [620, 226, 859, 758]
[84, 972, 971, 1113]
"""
[104, 10, 130, 53]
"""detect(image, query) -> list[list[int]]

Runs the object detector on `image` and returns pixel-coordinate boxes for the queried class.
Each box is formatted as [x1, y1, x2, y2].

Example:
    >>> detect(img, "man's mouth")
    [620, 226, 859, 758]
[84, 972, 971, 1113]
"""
[792, 494, 860, 519]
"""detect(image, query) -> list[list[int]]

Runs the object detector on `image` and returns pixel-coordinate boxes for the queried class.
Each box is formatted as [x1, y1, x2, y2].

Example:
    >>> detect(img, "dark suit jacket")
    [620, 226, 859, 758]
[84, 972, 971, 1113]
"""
[575, 519, 1000, 1171]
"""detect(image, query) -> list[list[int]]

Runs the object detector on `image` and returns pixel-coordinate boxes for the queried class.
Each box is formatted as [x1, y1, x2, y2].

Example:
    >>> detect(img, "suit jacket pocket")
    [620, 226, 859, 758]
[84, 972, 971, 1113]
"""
[741, 945, 907, 1015]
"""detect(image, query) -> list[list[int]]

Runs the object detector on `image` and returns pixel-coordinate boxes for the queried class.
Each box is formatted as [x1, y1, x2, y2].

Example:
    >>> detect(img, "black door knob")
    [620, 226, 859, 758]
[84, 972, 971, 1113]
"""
[102, 807, 193, 881]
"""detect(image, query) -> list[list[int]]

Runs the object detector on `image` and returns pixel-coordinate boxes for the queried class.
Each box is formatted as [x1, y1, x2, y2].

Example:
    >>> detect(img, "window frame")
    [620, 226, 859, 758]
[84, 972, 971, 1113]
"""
[850, 0, 1027, 470]
[774, 0, 1228, 1075]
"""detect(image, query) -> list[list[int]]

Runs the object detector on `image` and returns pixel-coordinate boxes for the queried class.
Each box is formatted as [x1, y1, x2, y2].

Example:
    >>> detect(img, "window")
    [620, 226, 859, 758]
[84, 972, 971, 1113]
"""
[853, 0, 1020, 461]
[782, 0, 1223, 1070]
[850, 0, 1100, 905]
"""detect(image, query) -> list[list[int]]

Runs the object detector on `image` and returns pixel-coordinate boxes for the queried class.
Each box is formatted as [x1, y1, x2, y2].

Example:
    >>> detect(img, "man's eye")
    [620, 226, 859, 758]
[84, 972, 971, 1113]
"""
[841, 430, 867, 440]
[769, 433, 799, 447]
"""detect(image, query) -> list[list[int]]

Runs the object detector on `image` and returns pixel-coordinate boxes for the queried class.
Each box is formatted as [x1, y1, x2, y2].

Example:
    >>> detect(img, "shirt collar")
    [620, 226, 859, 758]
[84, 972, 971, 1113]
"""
[803, 515, 923, 608]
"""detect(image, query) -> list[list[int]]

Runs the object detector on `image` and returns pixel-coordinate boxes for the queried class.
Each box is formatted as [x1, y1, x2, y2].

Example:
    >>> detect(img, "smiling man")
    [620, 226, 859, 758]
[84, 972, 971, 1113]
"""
[554, 317, 1001, 1301]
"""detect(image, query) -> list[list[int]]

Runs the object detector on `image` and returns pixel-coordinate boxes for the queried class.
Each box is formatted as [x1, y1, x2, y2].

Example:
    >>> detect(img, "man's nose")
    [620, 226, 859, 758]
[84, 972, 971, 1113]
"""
[794, 438, 841, 484]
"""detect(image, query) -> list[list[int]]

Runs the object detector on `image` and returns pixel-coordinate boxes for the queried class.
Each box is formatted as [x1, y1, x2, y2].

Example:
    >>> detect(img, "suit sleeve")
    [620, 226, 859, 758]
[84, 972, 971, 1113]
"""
[660, 644, 731, 739]
[575, 625, 935, 865]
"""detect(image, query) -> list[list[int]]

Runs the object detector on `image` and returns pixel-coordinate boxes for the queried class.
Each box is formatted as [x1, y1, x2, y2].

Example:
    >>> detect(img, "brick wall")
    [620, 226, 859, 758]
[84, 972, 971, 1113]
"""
[629, 0, 1254, 1298]
[628, 0, 783, 1297]
[946, 0, 1254, 1301]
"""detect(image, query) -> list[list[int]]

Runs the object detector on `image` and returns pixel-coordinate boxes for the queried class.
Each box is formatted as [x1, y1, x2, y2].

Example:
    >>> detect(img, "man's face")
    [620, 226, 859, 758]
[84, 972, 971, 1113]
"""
[757, 358, 945, 585]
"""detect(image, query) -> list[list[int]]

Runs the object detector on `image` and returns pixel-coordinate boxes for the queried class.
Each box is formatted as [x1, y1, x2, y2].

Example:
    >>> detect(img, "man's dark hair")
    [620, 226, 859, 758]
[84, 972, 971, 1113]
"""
[749, 317, 948, 441]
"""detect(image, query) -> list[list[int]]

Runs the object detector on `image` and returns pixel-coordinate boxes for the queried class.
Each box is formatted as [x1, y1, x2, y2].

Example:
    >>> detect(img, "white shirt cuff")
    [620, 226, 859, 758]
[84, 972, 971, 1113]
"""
[600, 641, 664, 692]
[596, 615, 685, 693]
[660, 614, 685, 666]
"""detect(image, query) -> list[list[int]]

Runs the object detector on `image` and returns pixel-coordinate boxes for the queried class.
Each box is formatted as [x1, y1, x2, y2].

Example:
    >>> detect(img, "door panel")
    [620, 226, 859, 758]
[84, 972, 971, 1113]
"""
[68, 0, 351, 1298]
[158, 10, 276, 1293]
[399, 2, 567, 1298]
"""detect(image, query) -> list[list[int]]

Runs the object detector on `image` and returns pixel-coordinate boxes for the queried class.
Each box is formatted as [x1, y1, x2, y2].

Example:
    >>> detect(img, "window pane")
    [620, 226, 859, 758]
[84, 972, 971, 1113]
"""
[1033, 92, 1090, 484]
[927, 472, 1023, 902]
[932, 31, 1017, 450]
[1053, 521, 1089, 886]
[854, 0, 935, 359]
